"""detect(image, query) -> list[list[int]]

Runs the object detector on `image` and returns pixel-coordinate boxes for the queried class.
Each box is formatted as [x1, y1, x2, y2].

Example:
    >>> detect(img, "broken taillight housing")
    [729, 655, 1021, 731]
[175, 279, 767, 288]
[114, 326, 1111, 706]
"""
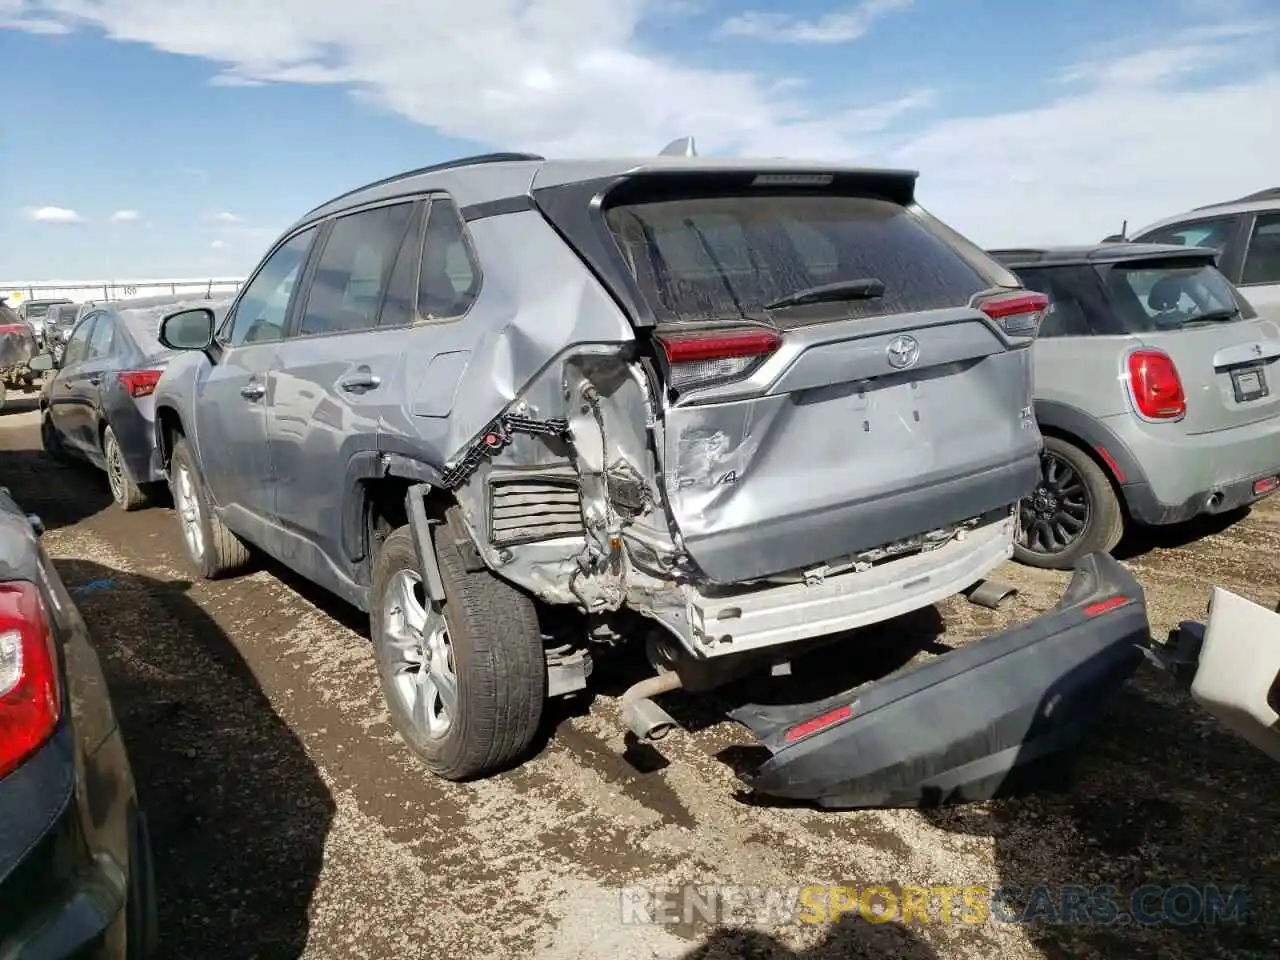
[977, 291, 1050, 339]
[654, 328, 782, 393]
[0, 580, 61, 779]
[1127, 349, 1186, 420]
[117, 369, 163, 399]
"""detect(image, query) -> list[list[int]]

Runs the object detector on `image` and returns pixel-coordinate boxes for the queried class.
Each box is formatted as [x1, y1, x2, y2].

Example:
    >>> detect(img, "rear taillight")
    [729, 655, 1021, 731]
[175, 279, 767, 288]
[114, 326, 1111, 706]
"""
[977, 291, 1050, 339]
[1127, 349, 1186, 420]
[654, 328, 781, 392]
[118, 369, 163, 399]
[0, 580, 61, 779]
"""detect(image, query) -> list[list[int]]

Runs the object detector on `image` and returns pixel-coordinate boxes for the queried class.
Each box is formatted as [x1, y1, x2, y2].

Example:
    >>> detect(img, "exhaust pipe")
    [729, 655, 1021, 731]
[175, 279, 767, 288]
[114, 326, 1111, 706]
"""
[621, 671, 683, 741]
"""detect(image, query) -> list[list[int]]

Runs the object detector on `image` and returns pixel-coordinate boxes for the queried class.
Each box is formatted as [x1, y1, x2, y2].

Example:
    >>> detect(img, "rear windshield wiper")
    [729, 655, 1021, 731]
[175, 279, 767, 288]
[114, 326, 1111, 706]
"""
[1181, 307, 1240, 326]
[765, 278, 885, 311]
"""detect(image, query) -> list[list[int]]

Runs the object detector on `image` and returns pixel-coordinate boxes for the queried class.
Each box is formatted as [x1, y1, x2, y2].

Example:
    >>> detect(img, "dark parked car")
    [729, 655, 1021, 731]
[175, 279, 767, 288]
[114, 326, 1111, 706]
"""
[15, 298, 73, 348]
[0, 487, 156, 956]
[43, 303, 83, 365]
[39, 294, 231, 510]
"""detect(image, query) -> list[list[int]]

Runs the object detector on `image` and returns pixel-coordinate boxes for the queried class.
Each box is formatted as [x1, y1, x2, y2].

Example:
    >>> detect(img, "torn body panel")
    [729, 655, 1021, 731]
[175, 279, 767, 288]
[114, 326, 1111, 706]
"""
[659, 310, 1041, 585]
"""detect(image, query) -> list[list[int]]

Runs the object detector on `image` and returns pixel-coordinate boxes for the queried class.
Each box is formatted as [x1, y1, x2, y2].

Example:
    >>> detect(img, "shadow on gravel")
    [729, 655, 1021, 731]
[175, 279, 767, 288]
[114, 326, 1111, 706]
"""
[0, 443, 114, 531]
[922, 667, 1280, 960]
[679, 914, 939, 959]
[1114, 507, 1251, 562]
[57, 559, 334, 960]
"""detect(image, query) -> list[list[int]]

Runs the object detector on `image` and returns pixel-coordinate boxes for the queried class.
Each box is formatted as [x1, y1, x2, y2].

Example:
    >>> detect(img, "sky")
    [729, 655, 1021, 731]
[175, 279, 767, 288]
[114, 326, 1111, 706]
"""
[1, 0, 1277, 280]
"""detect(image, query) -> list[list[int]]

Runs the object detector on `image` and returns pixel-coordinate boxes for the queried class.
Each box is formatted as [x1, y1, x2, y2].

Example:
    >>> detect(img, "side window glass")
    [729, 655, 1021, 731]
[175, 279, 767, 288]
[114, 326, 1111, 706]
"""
[1241, 213, 1280, 286]
[418, 197, 481, 321]
[85, 315, 116, 359]
[1140, 217, 1234, 255]
[377, 207, 423, 329]
[64, 318, 95, 366]
[297, 203, 414, 338]
[226, 227, 318, 346]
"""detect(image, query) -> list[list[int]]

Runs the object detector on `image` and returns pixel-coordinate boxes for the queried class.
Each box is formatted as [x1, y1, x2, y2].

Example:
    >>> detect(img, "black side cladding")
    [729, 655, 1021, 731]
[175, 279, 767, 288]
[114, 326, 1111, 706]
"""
[730, 551, 1150, 809]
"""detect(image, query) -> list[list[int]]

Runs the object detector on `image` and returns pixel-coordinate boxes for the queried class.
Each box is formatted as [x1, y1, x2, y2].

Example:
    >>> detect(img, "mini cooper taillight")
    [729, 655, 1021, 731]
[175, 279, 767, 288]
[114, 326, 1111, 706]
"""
[1127, 349, 1186, 420]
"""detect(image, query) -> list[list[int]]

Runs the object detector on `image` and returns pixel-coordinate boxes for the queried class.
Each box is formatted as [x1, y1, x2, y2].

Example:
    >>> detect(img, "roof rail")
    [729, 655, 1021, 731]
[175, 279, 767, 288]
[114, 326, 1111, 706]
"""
[659, 136, 697, 157]
[1193, 186, 1280, 210]
[303, 152, 545, 217]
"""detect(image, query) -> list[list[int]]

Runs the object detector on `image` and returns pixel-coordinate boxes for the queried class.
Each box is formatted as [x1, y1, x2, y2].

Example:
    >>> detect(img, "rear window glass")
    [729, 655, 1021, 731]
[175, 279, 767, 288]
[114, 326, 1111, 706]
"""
[24, 303, 52, 318]
[1102, 260, 1256, 332]
[603, 194, 988, 324]
[117, 297, 233, 354]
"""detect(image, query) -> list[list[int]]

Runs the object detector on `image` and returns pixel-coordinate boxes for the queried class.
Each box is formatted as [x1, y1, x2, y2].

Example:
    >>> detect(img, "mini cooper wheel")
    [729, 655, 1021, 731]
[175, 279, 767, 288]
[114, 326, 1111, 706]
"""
[370, 520, 546, 780]
[168, 438, 251, 578]
[1014, 435, 1123, 570]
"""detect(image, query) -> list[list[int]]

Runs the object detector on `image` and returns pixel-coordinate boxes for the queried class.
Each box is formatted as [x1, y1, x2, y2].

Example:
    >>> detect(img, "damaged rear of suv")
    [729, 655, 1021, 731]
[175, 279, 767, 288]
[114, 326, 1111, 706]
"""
[152, 148, 1151, 806]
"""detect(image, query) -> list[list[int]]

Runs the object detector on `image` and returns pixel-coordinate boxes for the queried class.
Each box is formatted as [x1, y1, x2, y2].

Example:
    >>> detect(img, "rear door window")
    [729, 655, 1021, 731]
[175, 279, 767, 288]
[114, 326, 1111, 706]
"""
[296, 202, 415, 337]
[85, 314, 116, 359]
[603, 193, 989, 324]
[1137, 216, 1237, 254]
[1241, 213, 1280, 286]
[63, 317, 95, 366]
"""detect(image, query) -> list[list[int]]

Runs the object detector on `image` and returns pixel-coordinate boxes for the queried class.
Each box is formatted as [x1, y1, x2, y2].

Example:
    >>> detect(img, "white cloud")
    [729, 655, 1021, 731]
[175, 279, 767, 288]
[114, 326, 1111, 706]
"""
[111, 209, 141, 222]
[209, 211, 241, 222]
[1, 0, 928, 158]
[884, 24, 1280, 244]
[210, 239, 227, 250]
[0, 15, 67, 31]
[2, 3, 1276, 246]
[23, 205, 84, 224]
[720, 0, 912, 44]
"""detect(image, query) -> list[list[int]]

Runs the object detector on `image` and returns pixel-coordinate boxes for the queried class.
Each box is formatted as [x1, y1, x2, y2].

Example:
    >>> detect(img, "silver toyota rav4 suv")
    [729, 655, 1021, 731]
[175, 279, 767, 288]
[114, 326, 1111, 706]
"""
[148, 149, 1153, 807]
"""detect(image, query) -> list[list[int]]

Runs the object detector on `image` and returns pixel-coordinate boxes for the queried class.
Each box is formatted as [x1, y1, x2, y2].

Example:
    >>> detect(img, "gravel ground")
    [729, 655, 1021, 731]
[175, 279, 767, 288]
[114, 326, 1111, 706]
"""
[1, 400, 1276, 960]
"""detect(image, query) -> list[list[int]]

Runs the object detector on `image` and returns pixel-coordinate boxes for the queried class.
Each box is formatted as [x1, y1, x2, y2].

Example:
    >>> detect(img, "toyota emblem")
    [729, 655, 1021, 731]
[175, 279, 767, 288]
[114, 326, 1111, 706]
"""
[886, 335, 920, 370]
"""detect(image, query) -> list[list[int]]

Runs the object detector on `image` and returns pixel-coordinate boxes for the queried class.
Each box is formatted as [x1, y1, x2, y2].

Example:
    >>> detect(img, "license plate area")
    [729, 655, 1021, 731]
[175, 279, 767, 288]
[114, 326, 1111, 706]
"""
[1230, 364, 1269, 403]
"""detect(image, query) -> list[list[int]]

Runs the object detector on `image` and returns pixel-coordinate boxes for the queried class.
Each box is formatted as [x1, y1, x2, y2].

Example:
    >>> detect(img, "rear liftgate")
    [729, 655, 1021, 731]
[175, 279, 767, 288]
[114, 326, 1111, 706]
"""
[727, 551, 1151, 809]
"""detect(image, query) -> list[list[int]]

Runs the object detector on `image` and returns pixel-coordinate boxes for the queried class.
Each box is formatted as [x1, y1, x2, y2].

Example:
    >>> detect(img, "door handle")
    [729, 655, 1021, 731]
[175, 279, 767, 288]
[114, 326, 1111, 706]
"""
[338, 372, 381, 392]
[85, 375, 101, 385]
[240, 382, 266, 401]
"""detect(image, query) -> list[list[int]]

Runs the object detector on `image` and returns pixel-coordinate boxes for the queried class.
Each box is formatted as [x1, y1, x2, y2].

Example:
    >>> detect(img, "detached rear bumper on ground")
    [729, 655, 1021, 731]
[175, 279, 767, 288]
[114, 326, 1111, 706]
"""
[731, 551, 1150, 808]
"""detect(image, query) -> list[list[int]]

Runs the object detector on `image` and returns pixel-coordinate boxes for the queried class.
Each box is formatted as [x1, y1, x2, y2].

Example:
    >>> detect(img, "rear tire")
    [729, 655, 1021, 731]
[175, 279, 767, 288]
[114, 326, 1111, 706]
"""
[1014, 435, 1124, 570]
[168, 437, 251, 579]
[103, 425, 149, 512]
[369, 518, 546, 780]
[41, 410, 69, 463]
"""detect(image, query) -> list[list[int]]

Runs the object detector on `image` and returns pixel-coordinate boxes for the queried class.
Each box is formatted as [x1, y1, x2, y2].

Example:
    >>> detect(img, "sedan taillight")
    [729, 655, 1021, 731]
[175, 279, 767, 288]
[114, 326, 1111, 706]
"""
[118, 369, 163, 399]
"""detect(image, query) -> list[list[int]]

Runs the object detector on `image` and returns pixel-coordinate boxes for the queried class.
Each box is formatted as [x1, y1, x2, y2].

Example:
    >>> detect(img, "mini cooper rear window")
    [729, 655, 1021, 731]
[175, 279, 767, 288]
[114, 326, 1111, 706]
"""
[604, 193, 989, 324]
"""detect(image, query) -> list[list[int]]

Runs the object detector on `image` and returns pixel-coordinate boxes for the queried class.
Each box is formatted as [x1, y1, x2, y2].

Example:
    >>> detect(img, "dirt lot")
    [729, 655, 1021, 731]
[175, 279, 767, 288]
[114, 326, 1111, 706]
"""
[1, 400, 1277, 960]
